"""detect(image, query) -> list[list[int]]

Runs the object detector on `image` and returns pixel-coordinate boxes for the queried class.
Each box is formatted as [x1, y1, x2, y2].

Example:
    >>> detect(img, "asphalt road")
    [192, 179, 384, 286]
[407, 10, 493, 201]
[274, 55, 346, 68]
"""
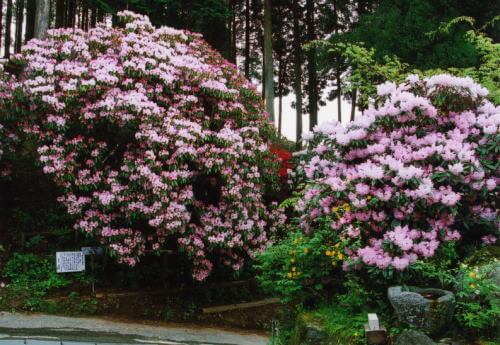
[0, 312, 269, 345]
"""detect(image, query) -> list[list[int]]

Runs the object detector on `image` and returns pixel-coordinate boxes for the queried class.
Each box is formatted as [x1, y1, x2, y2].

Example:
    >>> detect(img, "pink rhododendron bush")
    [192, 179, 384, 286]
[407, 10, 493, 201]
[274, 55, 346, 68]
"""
[295, 74, 499, 273]
[3, 11, 285, 281]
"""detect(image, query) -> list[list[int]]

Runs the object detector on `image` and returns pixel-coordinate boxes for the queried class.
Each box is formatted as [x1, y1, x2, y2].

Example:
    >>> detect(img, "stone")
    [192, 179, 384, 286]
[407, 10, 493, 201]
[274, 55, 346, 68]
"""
[293, 313, 329, 345]
[388, 286, 455, 335]
[394, 330, 436, 345]
[302, 323, 328, 345]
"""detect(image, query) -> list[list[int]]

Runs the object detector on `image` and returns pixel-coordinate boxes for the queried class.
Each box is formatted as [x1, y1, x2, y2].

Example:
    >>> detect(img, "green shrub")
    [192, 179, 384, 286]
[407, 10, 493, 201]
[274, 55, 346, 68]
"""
[1, 253, 71, 310]
[256, 227, 343, 304]
[455, 261, 500, 335]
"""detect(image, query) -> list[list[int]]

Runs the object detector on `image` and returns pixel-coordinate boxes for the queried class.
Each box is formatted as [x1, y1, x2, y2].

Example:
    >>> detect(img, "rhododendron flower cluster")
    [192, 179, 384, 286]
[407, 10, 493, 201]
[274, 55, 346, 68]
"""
[295, 74, 499, 272]
[4, 11, 285, 280]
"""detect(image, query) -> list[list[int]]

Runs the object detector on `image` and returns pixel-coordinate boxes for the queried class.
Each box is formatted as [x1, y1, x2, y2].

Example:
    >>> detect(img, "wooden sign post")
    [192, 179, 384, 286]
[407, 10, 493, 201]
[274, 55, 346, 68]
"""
[82, 247, 103, 295]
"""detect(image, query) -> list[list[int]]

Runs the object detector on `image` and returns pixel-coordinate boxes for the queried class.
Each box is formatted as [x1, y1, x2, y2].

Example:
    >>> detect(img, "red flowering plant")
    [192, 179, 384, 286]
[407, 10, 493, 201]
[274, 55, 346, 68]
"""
[4, 11, 286, 281]
[270, 145, 293, 180]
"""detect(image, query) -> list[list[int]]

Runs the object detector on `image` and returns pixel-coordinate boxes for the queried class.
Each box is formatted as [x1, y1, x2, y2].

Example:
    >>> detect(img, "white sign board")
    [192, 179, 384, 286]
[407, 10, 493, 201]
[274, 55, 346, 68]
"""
[368, 313, 380, 330]
[56, 251, 85, 273]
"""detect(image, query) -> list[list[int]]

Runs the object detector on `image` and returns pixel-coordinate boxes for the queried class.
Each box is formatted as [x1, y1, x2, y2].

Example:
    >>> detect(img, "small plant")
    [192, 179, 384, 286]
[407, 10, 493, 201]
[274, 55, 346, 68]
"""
[160, 306, 176, 321]
[1, 253, 71, 311]
[256, 226, 344, 304]
[182, 301, 198, 320]
[455, 261, 500, 334]
[400, 242, 459, 289]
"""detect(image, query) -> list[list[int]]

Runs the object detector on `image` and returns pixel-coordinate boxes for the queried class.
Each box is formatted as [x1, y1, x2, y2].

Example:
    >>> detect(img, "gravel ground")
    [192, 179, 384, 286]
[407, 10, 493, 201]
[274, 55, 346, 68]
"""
[0, 312, 269, 345]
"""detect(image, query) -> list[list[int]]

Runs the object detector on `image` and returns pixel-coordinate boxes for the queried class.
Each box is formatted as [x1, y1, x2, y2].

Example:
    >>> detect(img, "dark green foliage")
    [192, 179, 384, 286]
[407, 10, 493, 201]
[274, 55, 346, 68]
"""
[455, 261, 500, 336]
[348, 0, 498, 69]
[256, 228, 342, 304]
[1, 253, 72, 310]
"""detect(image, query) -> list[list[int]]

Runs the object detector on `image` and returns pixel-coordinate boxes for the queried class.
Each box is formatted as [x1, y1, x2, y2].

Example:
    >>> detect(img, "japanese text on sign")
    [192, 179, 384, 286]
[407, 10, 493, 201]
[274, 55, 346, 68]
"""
[56, 251, 85, 273]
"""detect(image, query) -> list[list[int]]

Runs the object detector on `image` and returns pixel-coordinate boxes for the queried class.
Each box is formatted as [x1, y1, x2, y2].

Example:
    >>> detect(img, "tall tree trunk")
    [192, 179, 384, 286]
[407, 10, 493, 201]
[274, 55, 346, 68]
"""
[229, 1, 237, 63]
[5, 0, 13, 58]
[232, 12, 237, 63]
[293, 0, 303, 149]
[336, 67, 342, 122]
[90, 5, 97, 28]
[350, 89, 357, 122]
[263, 0, 274, 121]
[261, 58, 265, 99]
[81, 1, 88, 30]
[15, 0, 25, 53]
[25, 0, 36, 42]
[71, 0, 76, 27]
[333, 0, 342, 123]
[244, 0, 250, 78]
[65, 0, 70, 27]
[34, 0, 50, 39]
[96, 6, 104, 24]
[306, 0, 318, 131]
[55, 0, 64, 28]
[278, 56, 283, 135]
[0, 0, 4, 51]
[65, 0, 73, 27]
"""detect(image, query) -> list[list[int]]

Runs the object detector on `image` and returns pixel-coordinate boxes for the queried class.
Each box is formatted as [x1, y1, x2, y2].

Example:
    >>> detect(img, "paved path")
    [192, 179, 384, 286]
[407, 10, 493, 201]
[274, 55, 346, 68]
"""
[0, 312, 268, 345]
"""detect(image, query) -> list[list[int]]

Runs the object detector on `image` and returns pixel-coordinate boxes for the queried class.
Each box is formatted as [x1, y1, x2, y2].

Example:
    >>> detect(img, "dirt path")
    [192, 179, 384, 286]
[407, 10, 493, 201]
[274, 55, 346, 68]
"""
[0, 312, 269, 345]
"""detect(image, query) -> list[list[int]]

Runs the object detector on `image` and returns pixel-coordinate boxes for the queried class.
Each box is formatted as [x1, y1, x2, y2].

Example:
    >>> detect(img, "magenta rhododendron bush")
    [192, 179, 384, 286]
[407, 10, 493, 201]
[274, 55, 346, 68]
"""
[295, 75, 499, 273]
[4, 11, 285, 280]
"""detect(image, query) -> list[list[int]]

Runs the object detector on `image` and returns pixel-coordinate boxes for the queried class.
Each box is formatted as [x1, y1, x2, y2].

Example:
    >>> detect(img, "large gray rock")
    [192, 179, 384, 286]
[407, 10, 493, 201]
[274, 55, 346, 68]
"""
[395, 330, 436, 345]
[388, 286, 454, 335]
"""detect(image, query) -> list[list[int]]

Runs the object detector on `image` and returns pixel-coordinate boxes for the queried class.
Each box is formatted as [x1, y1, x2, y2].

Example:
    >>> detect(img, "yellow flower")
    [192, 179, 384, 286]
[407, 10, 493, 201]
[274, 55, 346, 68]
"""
[469, 271, 476, 279]
[292, 267, 297, 272]
[337, 253, 344, 260]
[287, 272, 293, 278]
[303, 248, 309, 254]
[325, 250, 332, 257]
[290, 258, 296, 263]
[334, 243, 340, 248]
[332, 261, 337, 267]
[469, 283, 476, 289]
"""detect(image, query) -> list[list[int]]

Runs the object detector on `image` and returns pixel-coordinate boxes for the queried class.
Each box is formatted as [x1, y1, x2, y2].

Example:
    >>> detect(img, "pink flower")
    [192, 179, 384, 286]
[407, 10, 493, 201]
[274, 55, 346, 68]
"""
[448, 162, 464, 175]
[293, 74, 498, 273]
[6, 11, 287, 281]
[392, 257, 410, 270]
[481, 235, 497, 245]
[355, 183, 370, 195]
